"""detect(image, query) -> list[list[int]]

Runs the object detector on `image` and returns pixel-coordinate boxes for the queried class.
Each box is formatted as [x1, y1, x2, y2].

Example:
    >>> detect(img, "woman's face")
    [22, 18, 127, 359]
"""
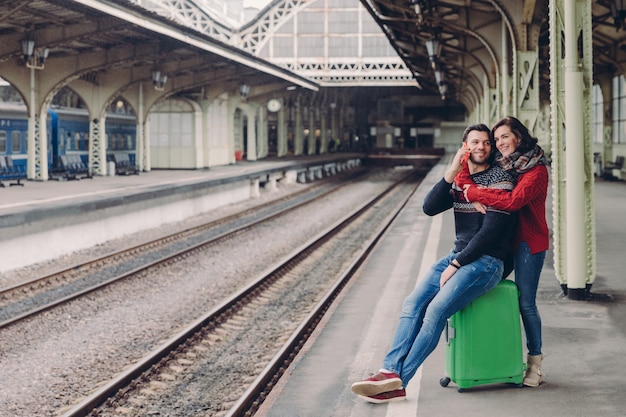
[493, 125, 519, 157]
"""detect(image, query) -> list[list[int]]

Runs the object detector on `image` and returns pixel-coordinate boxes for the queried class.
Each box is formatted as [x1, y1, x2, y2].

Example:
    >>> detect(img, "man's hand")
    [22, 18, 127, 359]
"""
[440, 265, 457, 288]
[444, 146, 470, 183]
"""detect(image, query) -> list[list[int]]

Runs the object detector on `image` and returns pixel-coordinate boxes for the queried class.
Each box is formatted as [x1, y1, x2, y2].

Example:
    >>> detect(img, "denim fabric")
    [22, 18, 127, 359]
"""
[382, 250, 503, 387]
[514, 242, 546, 356]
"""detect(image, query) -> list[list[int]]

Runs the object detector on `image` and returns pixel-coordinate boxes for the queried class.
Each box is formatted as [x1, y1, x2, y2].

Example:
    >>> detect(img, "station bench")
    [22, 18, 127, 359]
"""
[111, 153, 139, 176]
[0, 156, 26, 187]
[59, 154, 93, 181]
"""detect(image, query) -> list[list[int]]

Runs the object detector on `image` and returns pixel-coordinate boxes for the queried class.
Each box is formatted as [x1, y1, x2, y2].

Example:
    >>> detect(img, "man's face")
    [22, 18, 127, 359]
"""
[465, 131, 492, 165]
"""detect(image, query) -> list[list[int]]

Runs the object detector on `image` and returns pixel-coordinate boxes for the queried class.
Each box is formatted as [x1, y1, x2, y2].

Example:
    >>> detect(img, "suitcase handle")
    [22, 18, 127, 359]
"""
[445, 318, 455, 345]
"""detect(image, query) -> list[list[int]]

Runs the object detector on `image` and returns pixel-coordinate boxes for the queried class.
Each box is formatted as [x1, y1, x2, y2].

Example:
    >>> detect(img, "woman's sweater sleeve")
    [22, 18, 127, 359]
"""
[465, 165, 548, 212]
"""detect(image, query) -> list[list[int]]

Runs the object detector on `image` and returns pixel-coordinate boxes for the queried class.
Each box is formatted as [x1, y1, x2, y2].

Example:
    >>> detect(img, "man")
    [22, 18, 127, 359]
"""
[351, 123, 518, 403]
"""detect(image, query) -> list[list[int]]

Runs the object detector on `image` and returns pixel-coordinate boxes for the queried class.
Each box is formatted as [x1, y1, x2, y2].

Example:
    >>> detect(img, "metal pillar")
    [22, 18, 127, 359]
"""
[550, 0, 596, 299]
[294, 100, 304, 156]
[137, 82, 149, 172]
[27, 67, 48, 180]
[308, 108, 316, 155]
[246, 108, 258, 161]
[277, 101, 287, 157]
[88, 118, 105, 176]
[320, 109, 328, 154]
[501, 21, 510, 117]
[517, 50, 540, 132]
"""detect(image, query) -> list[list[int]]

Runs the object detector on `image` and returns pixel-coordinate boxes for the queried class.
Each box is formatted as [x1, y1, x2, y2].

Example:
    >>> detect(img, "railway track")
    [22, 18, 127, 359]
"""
[58, 170, 424, 417]
[0, 170, 367, 329]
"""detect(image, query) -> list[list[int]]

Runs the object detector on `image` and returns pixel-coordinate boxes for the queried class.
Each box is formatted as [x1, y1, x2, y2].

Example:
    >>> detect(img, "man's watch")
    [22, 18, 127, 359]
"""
[451, 260, 461, 269]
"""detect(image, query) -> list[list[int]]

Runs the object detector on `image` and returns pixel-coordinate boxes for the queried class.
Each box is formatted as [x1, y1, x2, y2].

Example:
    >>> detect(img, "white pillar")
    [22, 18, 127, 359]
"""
[27, 67, 36, 180]
[501, 22, 509, 117]
[246, 109, 257, 161]
[564, 0, 588, 298]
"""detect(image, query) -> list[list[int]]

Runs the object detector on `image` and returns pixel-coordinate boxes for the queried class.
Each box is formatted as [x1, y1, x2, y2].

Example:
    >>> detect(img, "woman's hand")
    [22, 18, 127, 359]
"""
[463, 184, 487, 214]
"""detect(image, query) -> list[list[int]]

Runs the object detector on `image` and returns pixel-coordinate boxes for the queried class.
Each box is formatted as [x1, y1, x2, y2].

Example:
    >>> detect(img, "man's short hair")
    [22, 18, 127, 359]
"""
[462, 124, 490, 143]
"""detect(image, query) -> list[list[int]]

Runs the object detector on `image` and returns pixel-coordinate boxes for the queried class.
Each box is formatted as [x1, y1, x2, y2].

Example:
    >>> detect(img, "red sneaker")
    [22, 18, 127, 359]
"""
[351, 371, 402, 397]
[360, 388, 407, 404]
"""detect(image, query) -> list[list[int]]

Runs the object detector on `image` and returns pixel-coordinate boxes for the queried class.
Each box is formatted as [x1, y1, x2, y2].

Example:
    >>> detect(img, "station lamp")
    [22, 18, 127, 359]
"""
[425, 38, 441, 70]
[425, 38, 441, 60]
[151, 69, 168, 91]
[20, 38, 49, 70]
[434, 69, 444, 86]
[239, 83, 250, 100]
[411, 0, 425, 23]
[438, 83, 448, 100]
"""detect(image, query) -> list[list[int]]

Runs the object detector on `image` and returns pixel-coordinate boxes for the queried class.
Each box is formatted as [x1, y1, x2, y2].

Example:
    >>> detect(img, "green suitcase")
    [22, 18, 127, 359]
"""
[440, 279, 526, 392]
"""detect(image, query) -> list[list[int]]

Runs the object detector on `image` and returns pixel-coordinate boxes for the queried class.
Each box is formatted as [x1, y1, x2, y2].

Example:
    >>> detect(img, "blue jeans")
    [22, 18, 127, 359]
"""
[382, 250, 503, 387]
[514, 242, 546, 356]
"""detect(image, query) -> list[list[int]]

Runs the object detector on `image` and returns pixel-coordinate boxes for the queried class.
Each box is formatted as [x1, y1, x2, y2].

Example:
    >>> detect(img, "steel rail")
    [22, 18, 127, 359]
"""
[59, 170, 422, 417]
[0, 171, 366, 329]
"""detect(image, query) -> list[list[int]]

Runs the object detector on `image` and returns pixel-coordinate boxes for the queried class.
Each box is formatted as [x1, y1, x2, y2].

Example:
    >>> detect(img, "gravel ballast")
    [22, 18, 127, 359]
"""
[0, 169, 408, 417]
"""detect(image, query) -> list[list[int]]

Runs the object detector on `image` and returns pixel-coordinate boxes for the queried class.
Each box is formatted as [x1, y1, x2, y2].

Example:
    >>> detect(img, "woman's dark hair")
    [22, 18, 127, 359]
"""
[491, 116, 538, 153]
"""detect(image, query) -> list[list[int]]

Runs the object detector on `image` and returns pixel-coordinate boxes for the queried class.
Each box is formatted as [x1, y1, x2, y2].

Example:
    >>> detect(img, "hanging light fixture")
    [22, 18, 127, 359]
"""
[151, 69, 168, 91]
[434, 70, 444, 86]
[21, 39, 35, 63]
[411, 0, 425, 24]
[20, 38, 49, 70]
[239, 83, 250, 100]
[438, 83, 448, 100]
[425, 38, 441, 60]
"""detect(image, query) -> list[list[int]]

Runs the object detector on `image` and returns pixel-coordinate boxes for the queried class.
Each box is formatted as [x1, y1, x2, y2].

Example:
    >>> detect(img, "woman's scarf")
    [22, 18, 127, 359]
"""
[495, 144, 546, 177]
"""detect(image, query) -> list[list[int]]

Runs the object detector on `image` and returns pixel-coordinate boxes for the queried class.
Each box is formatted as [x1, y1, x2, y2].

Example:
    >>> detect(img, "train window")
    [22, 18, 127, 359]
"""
[66, 132, 72, 151]
[74, 132, 81, 151]
[127, 134, 133, 150]
[11, 131, 21, 153]
[0, 131, 6, 153]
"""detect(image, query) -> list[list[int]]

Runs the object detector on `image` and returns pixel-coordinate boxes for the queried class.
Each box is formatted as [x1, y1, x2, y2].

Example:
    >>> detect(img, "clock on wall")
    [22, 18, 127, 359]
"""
[267, 99, 281, 112]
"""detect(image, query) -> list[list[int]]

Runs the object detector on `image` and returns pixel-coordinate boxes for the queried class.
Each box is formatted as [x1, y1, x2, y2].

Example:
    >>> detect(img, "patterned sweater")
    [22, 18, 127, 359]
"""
[423, 165, 517, 266]
[460, 164, 549, 254]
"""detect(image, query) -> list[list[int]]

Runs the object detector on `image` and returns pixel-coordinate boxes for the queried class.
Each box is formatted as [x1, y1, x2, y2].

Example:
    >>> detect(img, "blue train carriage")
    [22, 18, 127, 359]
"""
[0, 102, 29, 175]
[50, 107, 137, 177]
[104, 111, 138, 171]
[0, 102, 137, 179]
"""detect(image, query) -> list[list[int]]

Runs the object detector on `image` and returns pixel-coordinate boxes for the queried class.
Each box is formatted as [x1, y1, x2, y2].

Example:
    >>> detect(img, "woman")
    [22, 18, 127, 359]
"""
[456, 116, 549, 387]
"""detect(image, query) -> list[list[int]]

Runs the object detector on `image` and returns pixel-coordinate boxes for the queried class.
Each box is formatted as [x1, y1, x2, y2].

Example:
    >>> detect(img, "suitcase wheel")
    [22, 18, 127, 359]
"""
[439, 376, 451, 387]
[457, 387, 466, 393]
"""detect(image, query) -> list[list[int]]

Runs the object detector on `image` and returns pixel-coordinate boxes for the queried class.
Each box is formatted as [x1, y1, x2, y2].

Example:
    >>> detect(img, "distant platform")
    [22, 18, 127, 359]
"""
[362, 147, 445, 169]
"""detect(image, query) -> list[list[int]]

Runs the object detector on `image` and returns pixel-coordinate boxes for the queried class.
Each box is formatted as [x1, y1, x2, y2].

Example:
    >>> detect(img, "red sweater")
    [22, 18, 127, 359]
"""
[456, 164, 549, 254]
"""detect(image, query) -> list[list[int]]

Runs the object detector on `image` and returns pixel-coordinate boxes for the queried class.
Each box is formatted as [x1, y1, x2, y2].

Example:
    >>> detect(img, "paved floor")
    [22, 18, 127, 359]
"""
[255, 162, 626, 417]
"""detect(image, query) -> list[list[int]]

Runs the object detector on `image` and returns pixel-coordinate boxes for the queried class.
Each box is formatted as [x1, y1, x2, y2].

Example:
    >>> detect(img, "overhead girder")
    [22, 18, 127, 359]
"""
[237, 0, 317, 54]
[358, 0, 514, 110]
[0, 16, 127, 63]
[136, 0, 235, 43]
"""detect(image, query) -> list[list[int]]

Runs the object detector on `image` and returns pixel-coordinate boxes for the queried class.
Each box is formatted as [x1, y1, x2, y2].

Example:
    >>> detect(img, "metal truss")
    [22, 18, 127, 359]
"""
[237, 0, 314, 54]
[129, 0, 235, 43]
[278, 59, 416, 86]
[135, 0, 414, 86]
[88, 119, 104, 176]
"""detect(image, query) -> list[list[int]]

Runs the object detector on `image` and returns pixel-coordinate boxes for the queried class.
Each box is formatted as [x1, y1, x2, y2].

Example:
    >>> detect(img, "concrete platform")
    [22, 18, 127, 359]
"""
[0, 154, 363, 273]
[255, 162, 626, 417]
